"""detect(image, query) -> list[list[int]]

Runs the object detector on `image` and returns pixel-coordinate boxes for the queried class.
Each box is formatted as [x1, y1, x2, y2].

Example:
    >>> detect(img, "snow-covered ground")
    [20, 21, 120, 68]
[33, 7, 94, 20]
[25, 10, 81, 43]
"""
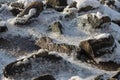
[0, 0, 120, 80]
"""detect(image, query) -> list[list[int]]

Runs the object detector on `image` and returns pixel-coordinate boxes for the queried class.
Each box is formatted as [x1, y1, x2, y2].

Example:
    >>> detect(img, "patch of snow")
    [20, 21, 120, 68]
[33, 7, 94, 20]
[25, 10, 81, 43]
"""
[17, 0, 44, 7]
[95, 33, 110, 39]
[75, 0, 100, 9]
[100, 5, 120, 21]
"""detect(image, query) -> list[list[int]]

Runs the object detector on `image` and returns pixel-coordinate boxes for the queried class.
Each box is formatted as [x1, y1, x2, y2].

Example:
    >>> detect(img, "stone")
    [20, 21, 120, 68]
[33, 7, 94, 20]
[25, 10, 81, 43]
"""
[78, 5, 96, 12]
[33, 74, 55, 80]
[98, 61, 120, 71]
[68, 1, 77, 8]
[36, 37, 79, 55]
[48, 21, 63, 34]
[10, 2, 24, 9]
[46, 0, 67, 12]
[17, 1, 44, 18]
[112, 20, 120, 26]
[79, 34, 115, 58]
[80, 14, 111, 29]
[112, 72, 120, 79]
[0, 26, 8, 32]
[3, 50, 49, 78]
[100, 16, 111, 25]
[94, 74, 110, 80]
[3, 60, 31, 78]
[10, 8, 22, 16]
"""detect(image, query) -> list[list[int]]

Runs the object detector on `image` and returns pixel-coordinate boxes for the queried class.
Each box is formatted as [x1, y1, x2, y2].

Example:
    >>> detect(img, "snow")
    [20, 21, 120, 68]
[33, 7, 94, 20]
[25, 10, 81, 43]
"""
[69, 76, 82, 80]
[17, 0, 44, 7]
[100, 5, 120, 21]
[0, 0, 120, 80]
[95, 33, 110, 39]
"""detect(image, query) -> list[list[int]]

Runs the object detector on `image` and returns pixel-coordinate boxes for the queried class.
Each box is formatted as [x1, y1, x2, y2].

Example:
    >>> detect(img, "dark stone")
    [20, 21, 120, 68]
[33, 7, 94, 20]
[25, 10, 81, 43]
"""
[78, 5, 96, 12]
[17, 1, 44, 18]
[94, 74, 110, 80]
[36, 37, 79, 55]
[3, 50, 49, 78]
[10, 2, 24, 9]
[76, 48, 96, 64]
[64, 12, 76, 21]
[98, 61, 120, 71]
[79, 34, 115, 58]
[3, 50, 64, 79]
[112, 20, 120, 26]
[10, 8, 22, 16]
[48, 21, 63, 34]
[0, 26, 8, 32]
[99, 0, 116, 9]
[46, 0, 67, 7]
[100, 16, 111, 25]
[68, 1, 77, 8]
[3, 60, 31, 78]
[112, 72, 120, 79]
[46, 0, 67, 12]
[33, 74, 55, 80]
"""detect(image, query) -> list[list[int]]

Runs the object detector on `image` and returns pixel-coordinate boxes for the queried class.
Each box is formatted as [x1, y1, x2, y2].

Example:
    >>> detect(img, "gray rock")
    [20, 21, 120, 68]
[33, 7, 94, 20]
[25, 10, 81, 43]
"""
[48, 21, 63, 34]
[79, 34, 115, 58]
[46, 0, 67, 12]
[32, 74, 55, 80]
[78, 5, 96, 12]
[36, 37, 79, 55]
[80, 14, 111, 29]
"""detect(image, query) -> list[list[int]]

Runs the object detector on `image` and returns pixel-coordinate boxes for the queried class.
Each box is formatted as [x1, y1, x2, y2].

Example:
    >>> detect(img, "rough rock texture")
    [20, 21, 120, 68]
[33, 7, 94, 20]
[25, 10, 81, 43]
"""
[36, 37, 79, 55]
[10, 8, 22, 16]
[3, 50, 49, 78]
[9, 2, 24, 16]
[78, 5, 96, 12]
[17, 1, 43, 18]
[48, 21, 63, 34]
[79, 34, 115, 58]
[99, 0, 116, 7]
[33, 74, 55, 80]
[46, 0, 67, 12]
[98, 61, 120, 71]
[94, 74, 110, 80]
[3, 49, 80, 80]
[10, 2, 24, 9]
[68, 1, 77, 8]
[80, 14, 111, 29]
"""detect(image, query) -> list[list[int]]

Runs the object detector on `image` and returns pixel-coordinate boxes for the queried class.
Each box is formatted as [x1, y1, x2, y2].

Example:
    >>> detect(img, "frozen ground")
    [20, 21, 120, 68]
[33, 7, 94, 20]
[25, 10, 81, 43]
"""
[0, 0, 120, 80]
